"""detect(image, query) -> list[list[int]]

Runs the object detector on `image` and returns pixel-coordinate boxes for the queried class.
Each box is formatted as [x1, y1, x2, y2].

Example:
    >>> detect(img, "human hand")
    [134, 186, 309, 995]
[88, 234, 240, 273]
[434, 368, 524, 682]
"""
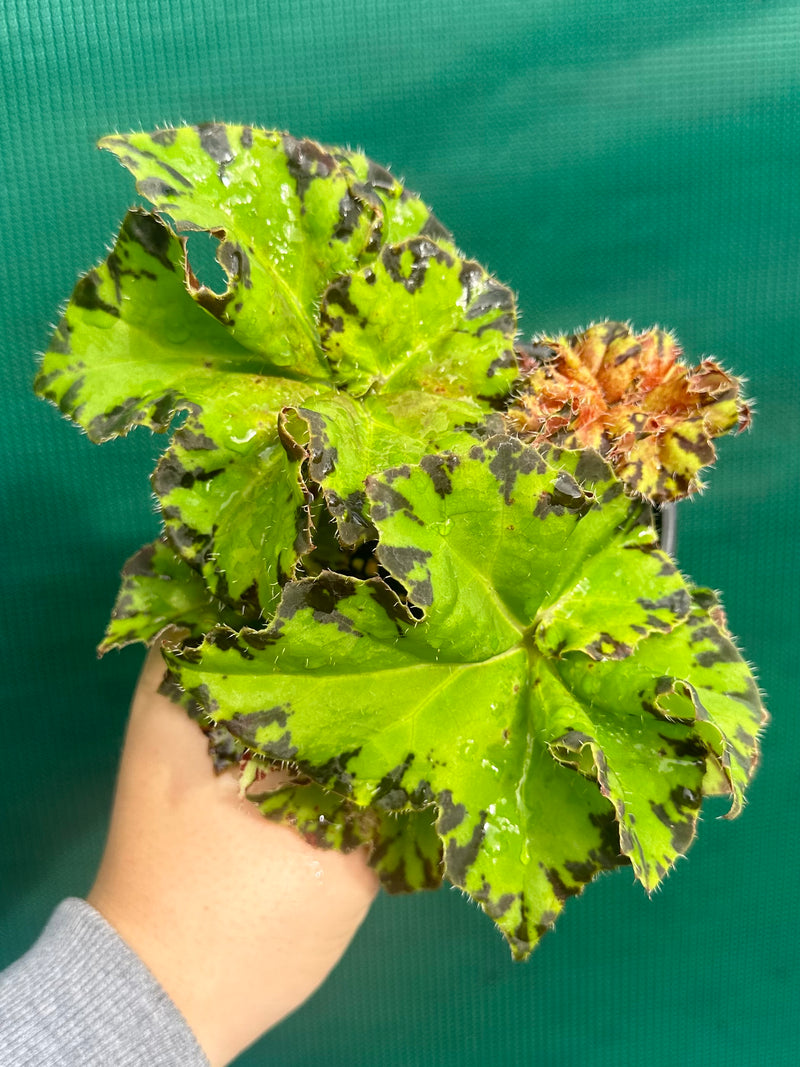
[88, 646, 379, 1066]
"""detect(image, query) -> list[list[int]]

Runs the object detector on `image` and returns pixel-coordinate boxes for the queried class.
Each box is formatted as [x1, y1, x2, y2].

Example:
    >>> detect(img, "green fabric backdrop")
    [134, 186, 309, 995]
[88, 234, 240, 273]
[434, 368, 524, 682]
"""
[2, 1, 798, 1063]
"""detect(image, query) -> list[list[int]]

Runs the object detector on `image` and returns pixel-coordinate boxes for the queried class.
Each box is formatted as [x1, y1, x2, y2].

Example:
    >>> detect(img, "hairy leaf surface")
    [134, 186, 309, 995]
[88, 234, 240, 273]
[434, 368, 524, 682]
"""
[509, 321, 751, 502]
[367, 436, 691, 661]
[320, 240, 516, 396]
[36, 123, 767, 960]
[100, 537, 246, 653]
[164, 573, 628, 957]
[152, 385, 316, 614]
[36, 127, 518, 627]
[164, 436, 763, 956]
[554, 587, 765, 819]
[98, 125, 452, 374]
[285, 391, 496, 545]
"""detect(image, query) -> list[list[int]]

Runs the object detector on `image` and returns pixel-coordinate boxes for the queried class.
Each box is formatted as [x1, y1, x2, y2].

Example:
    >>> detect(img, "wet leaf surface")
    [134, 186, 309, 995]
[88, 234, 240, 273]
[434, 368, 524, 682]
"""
[36, 125, 767, 959]
[166, 438, 765, 957]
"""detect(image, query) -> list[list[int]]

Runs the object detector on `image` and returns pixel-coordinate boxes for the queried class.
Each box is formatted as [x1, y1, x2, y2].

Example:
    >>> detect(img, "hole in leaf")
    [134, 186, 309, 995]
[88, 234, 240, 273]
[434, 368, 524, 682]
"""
[300, 500, 424, 618]
[184, 231, 227, 293]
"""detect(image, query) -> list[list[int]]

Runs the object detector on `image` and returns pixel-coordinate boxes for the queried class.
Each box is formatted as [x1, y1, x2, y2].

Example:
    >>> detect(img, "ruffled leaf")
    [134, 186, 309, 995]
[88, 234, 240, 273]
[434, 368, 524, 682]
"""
[284, 390, 496, 545]
[163, 436, 763, 956]
[151, 384, 317, 615]
[366, 435, 691, 661]
[99, 536, 246, 653]
[36, 123, 766, 962]
[555, 587, 766, 820]
[37, 126, 505, 624]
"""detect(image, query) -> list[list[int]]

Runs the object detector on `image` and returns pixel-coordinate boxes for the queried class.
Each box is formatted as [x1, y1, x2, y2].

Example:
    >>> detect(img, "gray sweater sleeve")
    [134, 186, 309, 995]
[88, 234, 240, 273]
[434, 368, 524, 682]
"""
[0, 897, 209, 1066]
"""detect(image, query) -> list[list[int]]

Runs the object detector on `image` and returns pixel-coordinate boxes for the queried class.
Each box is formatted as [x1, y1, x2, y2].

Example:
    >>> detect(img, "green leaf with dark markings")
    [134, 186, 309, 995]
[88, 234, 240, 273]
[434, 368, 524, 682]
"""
[252, 779, 444, 894]
[36, 127, 510, 621]
[164, 573, 628, 958]
[163, 436, 764, 957]
[368, 436, 691, 662]
[284, 390, 498, 545]
[332, 147, 454, 248]
[34, 202, 325, 617]
[152, 383, 318, 615]
[320, 238, 517, 396]
[36, 122, 766, 961]
[540, 660, 706, 892]
[34, 209, 267, 443]
[555, 587, 765, 820]
[98, 125, 451, 376]
[100, 537, 246, 654]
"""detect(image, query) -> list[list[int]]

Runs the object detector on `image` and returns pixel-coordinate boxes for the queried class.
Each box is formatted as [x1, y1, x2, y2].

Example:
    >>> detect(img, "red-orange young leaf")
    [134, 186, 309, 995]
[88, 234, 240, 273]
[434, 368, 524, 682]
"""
[507, 321, 751, 502]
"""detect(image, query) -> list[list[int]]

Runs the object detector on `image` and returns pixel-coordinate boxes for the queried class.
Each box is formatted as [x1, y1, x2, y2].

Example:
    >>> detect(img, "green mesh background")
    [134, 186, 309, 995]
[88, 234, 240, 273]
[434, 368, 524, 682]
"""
[1, 1, 798, 1063]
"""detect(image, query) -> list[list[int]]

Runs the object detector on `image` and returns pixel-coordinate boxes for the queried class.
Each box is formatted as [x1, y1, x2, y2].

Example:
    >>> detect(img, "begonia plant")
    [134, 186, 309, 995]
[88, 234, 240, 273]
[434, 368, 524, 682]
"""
[35, 124, 766, 958]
